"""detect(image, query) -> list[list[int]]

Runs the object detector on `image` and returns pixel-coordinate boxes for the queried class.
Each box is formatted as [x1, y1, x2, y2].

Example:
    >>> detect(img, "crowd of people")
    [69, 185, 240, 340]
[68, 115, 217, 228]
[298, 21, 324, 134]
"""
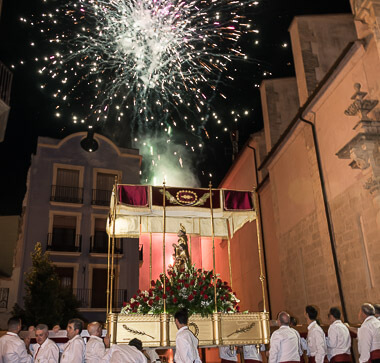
[0, 303, 380, 362]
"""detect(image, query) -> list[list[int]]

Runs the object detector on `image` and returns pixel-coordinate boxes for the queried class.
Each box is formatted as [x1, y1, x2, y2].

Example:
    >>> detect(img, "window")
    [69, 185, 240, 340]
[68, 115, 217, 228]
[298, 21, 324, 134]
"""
[55, 267, 74, 290]
[90, 217, 122, 254]
[92, 169, 121, 206]
[51, 165, 84, 204]
[47, 215, 81, 252]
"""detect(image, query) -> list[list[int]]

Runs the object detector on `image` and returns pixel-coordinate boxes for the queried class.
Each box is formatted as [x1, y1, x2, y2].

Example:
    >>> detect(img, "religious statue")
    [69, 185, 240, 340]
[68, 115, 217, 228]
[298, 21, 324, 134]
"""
[172, 224, 190, 270]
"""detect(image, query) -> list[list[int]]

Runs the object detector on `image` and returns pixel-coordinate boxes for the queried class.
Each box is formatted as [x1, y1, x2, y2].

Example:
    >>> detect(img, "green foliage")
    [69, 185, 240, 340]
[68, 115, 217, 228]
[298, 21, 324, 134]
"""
[14, 243, 83, 328]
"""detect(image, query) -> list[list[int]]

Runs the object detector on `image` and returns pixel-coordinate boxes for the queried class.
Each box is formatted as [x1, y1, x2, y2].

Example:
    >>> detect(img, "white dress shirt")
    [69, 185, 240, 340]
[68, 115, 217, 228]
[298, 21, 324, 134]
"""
[85, 336, 107, 362]
[103, 345, 147, 363]
[219, 346, 237, 361]
[326, 320, 351, 360]
[292, 329, 306, 357]
[307, 321, 327, 363]
[175, 326, 201, 363]
[60, 334, 85, 363]
[243, 344, 265, 361]
[32, 338, 59, 363]
[0, 332, 33, 363]
[357, 315, 380, 363]
[269, 325, 300, 363]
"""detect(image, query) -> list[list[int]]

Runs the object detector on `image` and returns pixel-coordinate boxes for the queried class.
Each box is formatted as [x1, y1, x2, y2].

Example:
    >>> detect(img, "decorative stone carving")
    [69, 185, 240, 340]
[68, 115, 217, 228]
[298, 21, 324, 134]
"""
[344, 83, 378, 120]
[337, 83, 380, 224]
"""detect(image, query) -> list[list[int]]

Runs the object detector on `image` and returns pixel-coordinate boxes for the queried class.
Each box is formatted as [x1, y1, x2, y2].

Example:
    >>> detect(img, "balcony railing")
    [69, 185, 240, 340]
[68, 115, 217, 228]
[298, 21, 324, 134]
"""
[92, 189, 112, 206]
[73, 288, 127, 309]
[50, 185, 84, 204]
[46, 233, 82, 252]
[0, 61, 12, 106]
[90, 235, 123, 254]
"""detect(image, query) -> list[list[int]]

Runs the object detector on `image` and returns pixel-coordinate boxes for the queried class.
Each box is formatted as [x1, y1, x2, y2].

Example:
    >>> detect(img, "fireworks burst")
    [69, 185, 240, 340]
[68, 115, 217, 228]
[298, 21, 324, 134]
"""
[24, 0, 258, 185]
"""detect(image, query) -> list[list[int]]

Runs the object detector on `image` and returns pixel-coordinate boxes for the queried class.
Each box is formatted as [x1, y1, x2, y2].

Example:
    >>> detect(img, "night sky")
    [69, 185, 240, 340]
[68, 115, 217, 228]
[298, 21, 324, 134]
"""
[0, 0, 351, 215]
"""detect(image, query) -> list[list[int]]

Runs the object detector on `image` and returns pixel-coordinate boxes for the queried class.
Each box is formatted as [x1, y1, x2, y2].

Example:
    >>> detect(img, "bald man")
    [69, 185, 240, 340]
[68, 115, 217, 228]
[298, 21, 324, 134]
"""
[85, 322, 109, 363]
[269, 311, 301, 363]
[357, 303, 380, 363]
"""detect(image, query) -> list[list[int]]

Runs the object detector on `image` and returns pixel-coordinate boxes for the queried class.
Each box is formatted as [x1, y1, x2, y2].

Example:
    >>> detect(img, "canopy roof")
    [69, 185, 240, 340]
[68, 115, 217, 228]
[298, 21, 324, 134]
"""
[107, 184, 256, 238]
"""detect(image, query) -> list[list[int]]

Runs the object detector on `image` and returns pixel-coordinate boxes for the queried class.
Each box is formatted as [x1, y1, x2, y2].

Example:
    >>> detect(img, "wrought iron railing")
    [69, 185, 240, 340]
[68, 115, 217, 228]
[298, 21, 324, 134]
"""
[90, 235, 123, 254]
[0, 61, 12, 106]
[91, 189, 112, 206]
[46, 233, 82, 252]
[73, 288, 127, 309]
[50, 185, 84, 204]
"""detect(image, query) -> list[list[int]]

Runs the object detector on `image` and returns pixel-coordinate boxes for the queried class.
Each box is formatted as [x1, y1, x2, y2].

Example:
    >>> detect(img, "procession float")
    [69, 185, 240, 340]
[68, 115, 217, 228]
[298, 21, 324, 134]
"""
[105, 181, 270, 348]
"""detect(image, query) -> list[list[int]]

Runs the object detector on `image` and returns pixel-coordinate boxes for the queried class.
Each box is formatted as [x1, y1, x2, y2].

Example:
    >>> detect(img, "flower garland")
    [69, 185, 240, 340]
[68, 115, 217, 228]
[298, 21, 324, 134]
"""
[121, 264, 240, 316]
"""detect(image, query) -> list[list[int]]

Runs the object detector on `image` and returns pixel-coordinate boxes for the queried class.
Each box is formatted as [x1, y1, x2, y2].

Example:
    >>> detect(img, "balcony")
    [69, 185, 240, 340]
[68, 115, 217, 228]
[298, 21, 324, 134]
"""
[73, 288, 127, 309]
[92, 189, 112, 206]
[50, 185, 84, 204]
[90, 234, 123, 254]
[46, 233, 82, 253]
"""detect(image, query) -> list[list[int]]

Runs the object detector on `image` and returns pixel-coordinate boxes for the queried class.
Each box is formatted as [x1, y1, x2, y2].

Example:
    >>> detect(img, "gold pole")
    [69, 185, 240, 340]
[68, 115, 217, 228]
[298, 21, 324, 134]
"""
[149, 233, 153, 288]
[106, 233, 111, 316]
[189, 235, 192, 265]
[162, 181, 167, 314]
[253, 188, 267, 312]
[209, 182, 218, 313]
[226, 221, 233, 290]
[109, 176, 118, 314]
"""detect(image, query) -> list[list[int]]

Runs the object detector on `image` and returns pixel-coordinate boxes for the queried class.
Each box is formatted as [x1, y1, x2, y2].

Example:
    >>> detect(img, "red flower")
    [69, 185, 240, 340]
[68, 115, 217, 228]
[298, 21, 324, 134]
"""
[188, 294, 194, 301]
[173, 297, 178, 303]
[184, 283, 189, 288]
[166, 286, 171, 291]
[220, 296, 224, 301]
[236, 305, 240, 312]
[151, 280, 156, 286]
[133, 294, 137, 299]
[204, 294, 209, 299]
[137, 289, 141, 294]
[190, 280, 195, 286]
[185, 273, 190, 278]
[143, 297, 148, 302]
[135, 302, 140, 307]
[148, 300, 153, 306]
[123, 301, 127, 307]
[193, 291, 197, 295]
[177, 285, 181, 290]
[198, 269, 202, 273]
[172, 272, 176, 277]
[155, 296, 160, 301]
[225, 294, 229, 299]
[163, 294, 167, 299]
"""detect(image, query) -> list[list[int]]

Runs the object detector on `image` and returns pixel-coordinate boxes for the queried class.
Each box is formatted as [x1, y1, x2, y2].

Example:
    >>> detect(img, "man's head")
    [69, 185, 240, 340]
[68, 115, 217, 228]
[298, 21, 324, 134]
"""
[174, 309, 188, 330]
[129, 338, 143, 351]
[66, 319, 83, 340]
[374, 304, 380, 318]
[305, 305, 318, 323]
[35, 324, 49, 346]
[277, 311, 290, 327]
[358, 303, 375, 323]
[87, 322, 102, 337]
[7, 317, 21, 333]
[289, 316, 297, 328]
[328, 307, 341, 324]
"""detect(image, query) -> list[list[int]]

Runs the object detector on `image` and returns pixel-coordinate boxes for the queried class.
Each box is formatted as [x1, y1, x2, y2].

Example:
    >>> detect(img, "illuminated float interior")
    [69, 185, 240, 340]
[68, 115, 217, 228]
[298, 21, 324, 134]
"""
[106, 182, 270, 351]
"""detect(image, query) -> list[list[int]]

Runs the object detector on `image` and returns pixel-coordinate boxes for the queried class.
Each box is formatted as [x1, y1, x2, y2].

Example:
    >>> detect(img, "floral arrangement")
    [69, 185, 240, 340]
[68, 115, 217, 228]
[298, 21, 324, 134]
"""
[120, 264, 240, 316]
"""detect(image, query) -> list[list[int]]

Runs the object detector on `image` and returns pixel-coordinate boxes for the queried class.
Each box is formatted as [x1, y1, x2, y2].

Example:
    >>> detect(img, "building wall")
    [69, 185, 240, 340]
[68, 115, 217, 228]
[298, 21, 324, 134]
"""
[18, 132, 141, 321]
[260, 78, 300, 153]
[289, 14, 357, 106]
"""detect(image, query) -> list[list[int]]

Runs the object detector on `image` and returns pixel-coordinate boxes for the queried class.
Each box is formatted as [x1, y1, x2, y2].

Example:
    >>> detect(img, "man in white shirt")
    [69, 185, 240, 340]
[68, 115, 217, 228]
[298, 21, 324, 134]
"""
[290, 316, 309, 360]
[85, 321, 109, 362]
[242, 344, 265, 362]
[219, 346, 237, 362]
[269, 311, 301, 363]
[325, 307, 351, 363]
[0, 317, 33, 363]
[357, 303, 380, 363]
[174, 309, 201, 363]
[305, 305, 327, 363]
[60, 319, 85, 363]
[32, 324, 59, 363]
[103, 339, 147, 363]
